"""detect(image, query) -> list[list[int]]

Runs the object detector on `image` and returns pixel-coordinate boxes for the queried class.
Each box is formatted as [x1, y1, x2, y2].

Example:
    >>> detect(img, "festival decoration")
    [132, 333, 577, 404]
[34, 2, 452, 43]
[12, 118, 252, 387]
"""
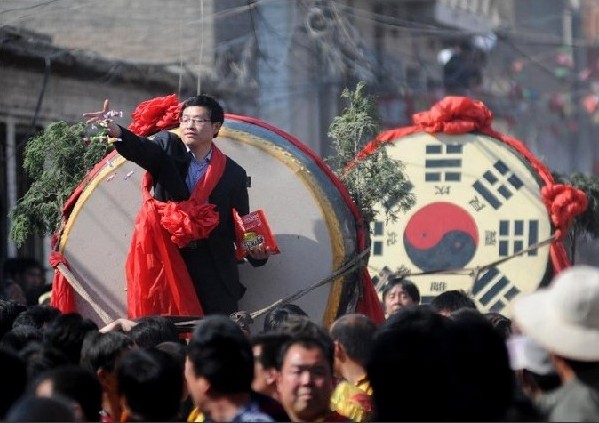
[357, 96, 587, 311]
[50, 94, 384, 327]
[327, 81, 414, 225]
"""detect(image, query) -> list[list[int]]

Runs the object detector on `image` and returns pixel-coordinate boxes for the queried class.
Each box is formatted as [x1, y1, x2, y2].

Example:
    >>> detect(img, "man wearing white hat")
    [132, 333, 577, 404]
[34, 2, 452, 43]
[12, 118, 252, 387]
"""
[513, 265, 599, 421]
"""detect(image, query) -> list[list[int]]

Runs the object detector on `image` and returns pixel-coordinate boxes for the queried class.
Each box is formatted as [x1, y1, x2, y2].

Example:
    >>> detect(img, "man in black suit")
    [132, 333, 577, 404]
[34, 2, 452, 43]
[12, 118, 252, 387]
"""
[84, 95, 268, 315]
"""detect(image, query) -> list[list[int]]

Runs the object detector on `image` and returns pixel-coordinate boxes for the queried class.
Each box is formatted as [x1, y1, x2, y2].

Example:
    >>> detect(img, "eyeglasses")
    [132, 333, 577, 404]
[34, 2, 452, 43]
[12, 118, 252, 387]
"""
[179, 116, 212, 125]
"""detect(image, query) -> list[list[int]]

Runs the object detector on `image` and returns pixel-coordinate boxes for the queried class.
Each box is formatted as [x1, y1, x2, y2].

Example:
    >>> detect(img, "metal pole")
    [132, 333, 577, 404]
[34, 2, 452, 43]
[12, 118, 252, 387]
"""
[569, 0, 592, 173]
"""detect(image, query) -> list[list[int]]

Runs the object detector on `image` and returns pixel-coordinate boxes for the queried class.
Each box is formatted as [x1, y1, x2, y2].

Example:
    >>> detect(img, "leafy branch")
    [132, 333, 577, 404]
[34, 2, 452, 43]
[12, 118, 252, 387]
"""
[327, 81, 414, 228]
[10, 121, 111, 246]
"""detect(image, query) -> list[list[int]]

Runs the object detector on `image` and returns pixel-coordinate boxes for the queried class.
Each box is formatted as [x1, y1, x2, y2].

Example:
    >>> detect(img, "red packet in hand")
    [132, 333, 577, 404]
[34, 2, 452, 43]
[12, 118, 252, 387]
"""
[233, 209, 280, 261]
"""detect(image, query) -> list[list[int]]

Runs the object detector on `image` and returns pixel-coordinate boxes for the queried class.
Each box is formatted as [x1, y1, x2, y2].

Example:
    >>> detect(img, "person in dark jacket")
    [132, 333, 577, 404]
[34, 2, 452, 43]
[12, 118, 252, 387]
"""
[84, 95, 268, 315]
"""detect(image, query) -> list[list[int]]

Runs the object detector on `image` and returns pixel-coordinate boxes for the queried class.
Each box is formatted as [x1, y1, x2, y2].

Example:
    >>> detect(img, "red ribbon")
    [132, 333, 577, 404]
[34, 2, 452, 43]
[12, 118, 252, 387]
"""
[413, 96, 493, 134]
[541, 184, 588, 241]
[49, 251, 77, 313]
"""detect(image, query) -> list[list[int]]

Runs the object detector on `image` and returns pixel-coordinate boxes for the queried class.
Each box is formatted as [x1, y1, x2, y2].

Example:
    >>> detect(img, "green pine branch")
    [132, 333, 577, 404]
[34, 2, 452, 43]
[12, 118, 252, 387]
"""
[9, 121, 112, 247]
[327, 81, 415, 228]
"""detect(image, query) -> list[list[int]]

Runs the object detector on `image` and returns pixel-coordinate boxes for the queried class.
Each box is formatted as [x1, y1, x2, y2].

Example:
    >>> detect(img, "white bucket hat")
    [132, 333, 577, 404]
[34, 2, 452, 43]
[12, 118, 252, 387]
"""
[507, 335, 556, 375]
[513, 265, 599, 362]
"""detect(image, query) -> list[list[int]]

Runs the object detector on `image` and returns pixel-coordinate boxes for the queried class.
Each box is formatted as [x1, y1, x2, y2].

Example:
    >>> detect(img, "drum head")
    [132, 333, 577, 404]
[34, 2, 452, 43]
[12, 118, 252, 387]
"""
[367, 131, 552, 313]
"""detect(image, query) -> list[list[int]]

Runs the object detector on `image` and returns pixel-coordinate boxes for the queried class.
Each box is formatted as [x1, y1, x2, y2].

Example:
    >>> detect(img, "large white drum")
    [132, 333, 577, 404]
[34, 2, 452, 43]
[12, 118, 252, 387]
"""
[367, 131, 553, 312]
[56, 115, 364, 331]
[361, 97, 585, 314]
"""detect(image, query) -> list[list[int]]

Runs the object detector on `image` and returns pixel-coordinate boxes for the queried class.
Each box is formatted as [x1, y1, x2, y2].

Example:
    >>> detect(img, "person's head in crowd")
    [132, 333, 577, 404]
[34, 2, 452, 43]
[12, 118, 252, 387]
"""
[250, 331, 292, 399]
[156, 340, 193, 418]
[5, 395, 77, 422]
[431, 289, 477, 316]
[382, 276, 420, 316]
[0, 347, 27, 419]
[43, 313, 98, 364]
[367, 305, 461, 421]
[14, 257, 45, 293]
[156, 340, 186, 367]
[514, 266, 599, 368]
[19, 342, 70, 382]
[117, 348, 183, 422]
[263, 303, 309, 332]
[450, 308, 515, 421]
[276, 330, 336, 422]
[0, 325, 42, 352]
[0, 299, 27, 339]
[484, 312, 513, 341]
[2, 258, 46, 306]
[80, 331, 134, 421]
[2, 258, 26, 304]
[513, 265, 599, 421]
[185, 315, 273, 422]
[12, 305, 60, 330]
[329, 313, 376, 422]
[33, 364, 102, 422]
[275, 315, 331, 349]
[329, 313, 375, 380]
[507, 334, 561, 399]
[129, 315, 179, 348]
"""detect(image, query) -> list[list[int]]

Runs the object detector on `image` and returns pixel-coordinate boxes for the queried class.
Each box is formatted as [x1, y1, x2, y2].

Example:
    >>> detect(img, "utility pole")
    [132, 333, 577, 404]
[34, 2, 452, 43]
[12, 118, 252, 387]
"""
[566, 0, 593, 173]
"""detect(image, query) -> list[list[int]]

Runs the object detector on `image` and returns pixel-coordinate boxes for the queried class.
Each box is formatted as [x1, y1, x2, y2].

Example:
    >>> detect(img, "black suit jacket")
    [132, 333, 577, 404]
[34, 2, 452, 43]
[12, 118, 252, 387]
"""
[115, 127, 264, 314]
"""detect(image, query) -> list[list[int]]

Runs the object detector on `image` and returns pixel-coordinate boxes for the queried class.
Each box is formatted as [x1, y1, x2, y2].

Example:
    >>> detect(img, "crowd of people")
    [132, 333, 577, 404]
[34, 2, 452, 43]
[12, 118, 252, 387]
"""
[0, 262, 598, 422]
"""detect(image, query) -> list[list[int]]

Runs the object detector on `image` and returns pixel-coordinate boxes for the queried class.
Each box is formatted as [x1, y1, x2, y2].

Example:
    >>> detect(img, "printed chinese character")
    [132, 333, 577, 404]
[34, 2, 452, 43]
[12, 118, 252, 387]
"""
[386, 231, 398, 246]
[430, 281, 447, 292]
[469, 196, 486, 212]
[485, 231, 497, 246]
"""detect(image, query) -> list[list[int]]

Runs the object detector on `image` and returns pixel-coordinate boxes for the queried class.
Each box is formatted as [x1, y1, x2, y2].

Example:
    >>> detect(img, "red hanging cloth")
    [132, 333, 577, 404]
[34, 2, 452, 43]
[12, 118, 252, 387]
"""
[125, 146, 226, 318]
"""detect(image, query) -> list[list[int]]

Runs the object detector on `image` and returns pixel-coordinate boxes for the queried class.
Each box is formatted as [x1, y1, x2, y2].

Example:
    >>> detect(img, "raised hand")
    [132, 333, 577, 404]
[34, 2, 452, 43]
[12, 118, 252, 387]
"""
[82, 99, 122, 139]
[83, 99, 110, 124]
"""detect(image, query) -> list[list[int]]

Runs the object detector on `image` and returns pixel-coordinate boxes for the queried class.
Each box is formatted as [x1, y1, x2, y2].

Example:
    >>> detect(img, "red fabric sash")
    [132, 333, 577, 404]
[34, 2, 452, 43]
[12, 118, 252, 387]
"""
[125, 145, 226, 318]
[49, 251, 77, 313]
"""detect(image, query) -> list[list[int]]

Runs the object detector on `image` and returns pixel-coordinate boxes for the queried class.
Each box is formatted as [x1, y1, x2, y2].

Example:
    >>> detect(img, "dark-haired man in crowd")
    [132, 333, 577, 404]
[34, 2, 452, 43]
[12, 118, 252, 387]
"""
[276, 328, 345, 422]
[329, 314, 375, 421]
[250, 331, 291, 421]
[80, 331, 134, 422]
[381, 276, 420, 317]
[185, 315, 273, 422]
[431, 289, 477, 316]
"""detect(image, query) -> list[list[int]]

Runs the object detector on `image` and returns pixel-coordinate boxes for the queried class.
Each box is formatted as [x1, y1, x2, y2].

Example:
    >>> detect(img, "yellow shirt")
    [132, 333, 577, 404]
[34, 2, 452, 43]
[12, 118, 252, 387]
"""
[187, 407, 204, 423]
[330, 376, 372, 422]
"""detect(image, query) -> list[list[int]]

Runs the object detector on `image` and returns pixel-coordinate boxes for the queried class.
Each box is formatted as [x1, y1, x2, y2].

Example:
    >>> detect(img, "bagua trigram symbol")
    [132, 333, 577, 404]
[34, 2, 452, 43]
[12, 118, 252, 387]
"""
[472, 267, 520, 313]
[424, 144, 463, 183]
[498, 219, 540, 257]
[472, 160, 523, 210]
